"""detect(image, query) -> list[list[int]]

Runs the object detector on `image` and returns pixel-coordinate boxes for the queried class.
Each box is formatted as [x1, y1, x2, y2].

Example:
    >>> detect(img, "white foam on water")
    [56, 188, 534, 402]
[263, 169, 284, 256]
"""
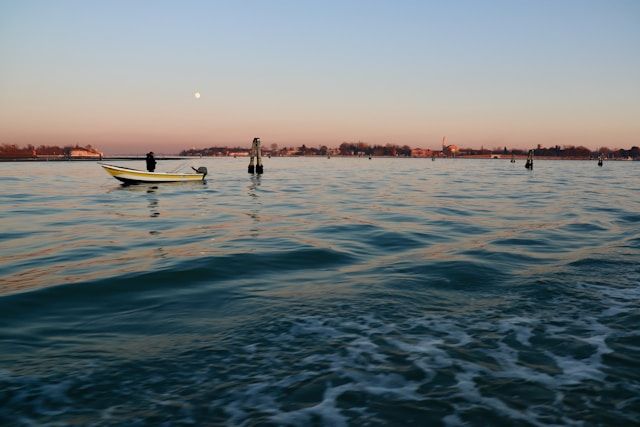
[491, 342, 556, 386]
[442, 412, 465, 427]
[601, 305, 629, 317]
[222, 380, 279, 425]
[3, 278, 637, 427]
[269, 383, 352, 427]
[387, 335, 453, 382]
[294, 308, 624, 423]
[497, 317, 535, 347]
[450, 368, 550, 427]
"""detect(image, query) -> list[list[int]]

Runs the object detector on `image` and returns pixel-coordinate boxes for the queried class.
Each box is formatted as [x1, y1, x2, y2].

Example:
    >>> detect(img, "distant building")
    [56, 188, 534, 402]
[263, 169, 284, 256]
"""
[443, 144, 459, 156]
[411, 148, 434, 157]
[70, 146, 103, 158]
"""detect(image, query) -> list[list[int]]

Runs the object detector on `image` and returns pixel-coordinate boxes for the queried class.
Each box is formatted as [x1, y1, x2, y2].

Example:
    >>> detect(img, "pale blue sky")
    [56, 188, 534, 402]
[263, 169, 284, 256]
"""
[1, 0, 638, 153]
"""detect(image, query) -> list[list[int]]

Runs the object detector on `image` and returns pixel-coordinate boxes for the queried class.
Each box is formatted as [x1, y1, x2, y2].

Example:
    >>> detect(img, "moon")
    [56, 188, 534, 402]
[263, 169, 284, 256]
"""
[194, 91, 201, 99]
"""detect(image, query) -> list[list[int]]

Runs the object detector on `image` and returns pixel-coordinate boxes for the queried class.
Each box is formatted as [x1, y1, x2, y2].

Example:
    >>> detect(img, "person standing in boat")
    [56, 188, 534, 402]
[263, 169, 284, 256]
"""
[146, 152, 156, 172]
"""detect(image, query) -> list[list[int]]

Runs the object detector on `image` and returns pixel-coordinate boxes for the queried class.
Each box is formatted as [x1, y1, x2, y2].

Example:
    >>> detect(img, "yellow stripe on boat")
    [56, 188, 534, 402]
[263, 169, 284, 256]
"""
[100, 163, 206, 183]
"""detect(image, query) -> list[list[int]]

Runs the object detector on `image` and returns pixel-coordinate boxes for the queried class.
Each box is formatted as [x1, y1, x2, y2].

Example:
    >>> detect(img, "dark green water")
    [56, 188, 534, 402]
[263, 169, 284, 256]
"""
[1, 158, 639, 426]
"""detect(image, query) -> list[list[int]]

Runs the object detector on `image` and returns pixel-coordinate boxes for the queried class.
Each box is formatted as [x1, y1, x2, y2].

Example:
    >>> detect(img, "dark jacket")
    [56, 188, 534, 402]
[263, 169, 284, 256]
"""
[146, 153, 156, 172]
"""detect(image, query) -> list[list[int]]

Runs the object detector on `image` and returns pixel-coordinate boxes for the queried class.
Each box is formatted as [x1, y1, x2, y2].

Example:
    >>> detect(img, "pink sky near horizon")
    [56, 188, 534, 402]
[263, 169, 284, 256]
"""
[1, 1, 638, 155]
[3, 85, 637, 154]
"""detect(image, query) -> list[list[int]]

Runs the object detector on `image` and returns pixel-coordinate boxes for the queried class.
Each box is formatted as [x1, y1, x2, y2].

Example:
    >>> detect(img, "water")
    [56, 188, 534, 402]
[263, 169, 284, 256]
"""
[1, 158, 639, 426]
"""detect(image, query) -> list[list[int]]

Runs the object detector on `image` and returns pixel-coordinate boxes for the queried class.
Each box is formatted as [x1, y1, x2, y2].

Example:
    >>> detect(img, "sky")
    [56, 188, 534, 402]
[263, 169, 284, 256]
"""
[1, 0, 639, 154]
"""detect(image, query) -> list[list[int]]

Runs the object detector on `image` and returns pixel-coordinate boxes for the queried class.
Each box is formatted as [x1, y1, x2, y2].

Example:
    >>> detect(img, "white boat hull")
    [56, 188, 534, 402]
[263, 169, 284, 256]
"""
[100, 163, 206, 184]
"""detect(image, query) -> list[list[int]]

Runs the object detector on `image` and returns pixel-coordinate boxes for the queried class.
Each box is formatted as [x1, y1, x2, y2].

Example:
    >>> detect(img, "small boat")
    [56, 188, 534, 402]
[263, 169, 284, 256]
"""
[100, 163, 207, 184]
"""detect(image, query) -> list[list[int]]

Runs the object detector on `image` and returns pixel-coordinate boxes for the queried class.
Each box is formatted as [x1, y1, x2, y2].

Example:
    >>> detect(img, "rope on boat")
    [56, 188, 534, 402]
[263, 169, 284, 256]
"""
[168, 161, 190, 173]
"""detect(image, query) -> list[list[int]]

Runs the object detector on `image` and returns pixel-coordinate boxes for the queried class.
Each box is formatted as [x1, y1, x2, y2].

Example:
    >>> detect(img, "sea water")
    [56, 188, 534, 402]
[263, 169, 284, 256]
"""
[0, 158, 639, 425]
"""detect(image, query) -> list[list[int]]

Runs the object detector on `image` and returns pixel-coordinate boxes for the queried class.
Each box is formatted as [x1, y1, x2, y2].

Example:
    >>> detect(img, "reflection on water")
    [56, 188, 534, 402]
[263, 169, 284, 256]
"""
[247, 175, 262, 238]
[248, 173, 261, 198]
[147, 186, 159, 218]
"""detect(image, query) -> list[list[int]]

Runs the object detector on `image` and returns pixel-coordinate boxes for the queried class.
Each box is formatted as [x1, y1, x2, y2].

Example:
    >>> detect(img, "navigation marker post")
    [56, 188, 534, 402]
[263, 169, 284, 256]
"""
[248, 137, 264, 174]
[525, 150, 534, 170]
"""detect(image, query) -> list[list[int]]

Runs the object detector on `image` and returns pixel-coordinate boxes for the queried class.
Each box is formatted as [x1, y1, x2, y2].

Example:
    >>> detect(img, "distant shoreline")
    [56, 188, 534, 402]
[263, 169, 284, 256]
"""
[0, 157, 185, 162]
[1, 156, 637, 162]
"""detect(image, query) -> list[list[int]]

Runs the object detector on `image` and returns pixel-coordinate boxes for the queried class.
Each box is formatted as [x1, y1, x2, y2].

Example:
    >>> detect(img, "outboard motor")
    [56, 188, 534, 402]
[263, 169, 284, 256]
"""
[192, 166, 208, 178]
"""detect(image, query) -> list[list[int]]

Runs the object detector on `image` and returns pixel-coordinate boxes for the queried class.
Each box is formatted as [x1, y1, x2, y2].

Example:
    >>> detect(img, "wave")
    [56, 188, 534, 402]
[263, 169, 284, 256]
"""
[0, 247, 357, 315]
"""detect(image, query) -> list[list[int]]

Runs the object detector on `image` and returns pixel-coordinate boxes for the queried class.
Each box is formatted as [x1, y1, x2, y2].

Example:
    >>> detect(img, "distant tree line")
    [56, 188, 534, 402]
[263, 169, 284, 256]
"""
[0, 144, 36, 157]
[458, 147, 527, 155]
[450, 144, 640, 159]
[180, 142, 417, 157]
[0, 144, 102, 158]
[181, 142, 639, 159]
[337, 142, 412, 156]
[534, 145, 640, 159]
[4, 141, 639, 160]
[179, 146, 248, 156]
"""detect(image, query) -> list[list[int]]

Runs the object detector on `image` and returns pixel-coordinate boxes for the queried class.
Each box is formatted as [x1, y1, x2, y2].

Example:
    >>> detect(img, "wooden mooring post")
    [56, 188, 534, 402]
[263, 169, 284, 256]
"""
[248, 137, 263, 174]
[525, 149, 534, 170]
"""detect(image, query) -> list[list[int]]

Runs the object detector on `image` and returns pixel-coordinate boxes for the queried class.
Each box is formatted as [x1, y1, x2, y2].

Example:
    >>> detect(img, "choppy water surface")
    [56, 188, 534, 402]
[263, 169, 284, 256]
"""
[1, 158, 639, 426]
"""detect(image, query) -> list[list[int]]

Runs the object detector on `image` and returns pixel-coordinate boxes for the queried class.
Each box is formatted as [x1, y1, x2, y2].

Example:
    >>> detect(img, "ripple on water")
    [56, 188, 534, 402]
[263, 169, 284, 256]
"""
[0, 159, 639, 425]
